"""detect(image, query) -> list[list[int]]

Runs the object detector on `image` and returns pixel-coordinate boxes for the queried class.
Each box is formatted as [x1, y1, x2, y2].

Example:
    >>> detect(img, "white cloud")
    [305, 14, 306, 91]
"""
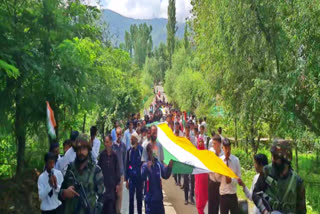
[101, 0, 192, 22]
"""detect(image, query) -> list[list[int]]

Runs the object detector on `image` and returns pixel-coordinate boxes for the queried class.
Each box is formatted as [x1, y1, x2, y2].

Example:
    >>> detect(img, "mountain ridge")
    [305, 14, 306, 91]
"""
[101, 9, 185, 47]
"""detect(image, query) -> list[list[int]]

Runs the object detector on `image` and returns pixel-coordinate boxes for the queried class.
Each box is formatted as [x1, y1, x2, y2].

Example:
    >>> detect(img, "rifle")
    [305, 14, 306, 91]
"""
[69, 170, 93, 214]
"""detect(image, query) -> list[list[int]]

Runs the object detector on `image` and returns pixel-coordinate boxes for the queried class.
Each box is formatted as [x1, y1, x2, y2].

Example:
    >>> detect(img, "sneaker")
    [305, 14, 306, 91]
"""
[184, 200, 188, 205]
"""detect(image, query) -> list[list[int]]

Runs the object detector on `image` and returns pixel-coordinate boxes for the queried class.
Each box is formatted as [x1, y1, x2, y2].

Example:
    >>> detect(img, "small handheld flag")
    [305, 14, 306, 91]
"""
[46, 101, 56, 140]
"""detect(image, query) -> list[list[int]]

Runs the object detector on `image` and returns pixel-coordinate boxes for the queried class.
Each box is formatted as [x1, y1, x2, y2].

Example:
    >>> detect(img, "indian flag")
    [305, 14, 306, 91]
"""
[46, 101, 56, 139]
[157, 123, 238, 178]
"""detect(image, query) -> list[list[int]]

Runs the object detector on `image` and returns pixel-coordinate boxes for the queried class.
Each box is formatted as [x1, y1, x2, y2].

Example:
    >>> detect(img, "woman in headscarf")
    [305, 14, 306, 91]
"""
[195, 136, 208, 214]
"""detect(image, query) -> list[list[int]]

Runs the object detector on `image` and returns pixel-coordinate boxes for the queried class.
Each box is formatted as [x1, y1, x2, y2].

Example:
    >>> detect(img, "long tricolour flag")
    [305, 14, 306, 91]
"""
[157, 123, 238, 178]
[46, 101, 56, 139]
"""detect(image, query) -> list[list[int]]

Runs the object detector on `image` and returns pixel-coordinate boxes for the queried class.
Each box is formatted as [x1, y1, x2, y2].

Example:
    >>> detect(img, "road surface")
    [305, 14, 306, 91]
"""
[121, 175, 210, 214]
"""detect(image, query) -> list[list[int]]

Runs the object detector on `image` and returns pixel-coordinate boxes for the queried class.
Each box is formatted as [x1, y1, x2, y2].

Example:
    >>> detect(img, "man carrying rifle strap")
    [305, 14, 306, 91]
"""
[59, 134, 105, 214]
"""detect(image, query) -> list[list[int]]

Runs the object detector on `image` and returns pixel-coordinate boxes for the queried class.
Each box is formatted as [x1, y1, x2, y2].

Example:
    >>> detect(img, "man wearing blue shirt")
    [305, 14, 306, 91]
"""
[141, 143, 173, 214]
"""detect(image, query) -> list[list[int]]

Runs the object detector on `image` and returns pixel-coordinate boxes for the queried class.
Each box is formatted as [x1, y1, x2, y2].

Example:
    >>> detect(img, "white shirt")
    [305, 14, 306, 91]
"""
[91, 137, 101, 163]
[217, 154, 241, 195]
[37, 168, 63, 211]
[56, 147, 76, 174]
[208, 149, 225, 182]
[243, 174, 260, 214]
[55, 155, 68, 176]
[175, 130, 184, 137]
[208, 139, 213, 150]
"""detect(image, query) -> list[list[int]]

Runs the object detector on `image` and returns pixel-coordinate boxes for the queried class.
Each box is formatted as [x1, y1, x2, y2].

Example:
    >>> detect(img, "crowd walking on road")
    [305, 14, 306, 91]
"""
[37, 88, 306, 214]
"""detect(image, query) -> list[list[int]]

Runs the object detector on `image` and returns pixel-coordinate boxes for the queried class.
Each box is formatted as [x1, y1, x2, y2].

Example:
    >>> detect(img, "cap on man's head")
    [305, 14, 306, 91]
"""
[131, 132, 140, 141]
[75, 134, 92, 151]
[222, 138, 231, 147]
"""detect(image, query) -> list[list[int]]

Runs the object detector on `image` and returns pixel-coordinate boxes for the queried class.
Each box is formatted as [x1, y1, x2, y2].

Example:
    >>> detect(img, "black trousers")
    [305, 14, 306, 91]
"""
[173, 173, 181, 184]
[208, 179, 220, 214]
[102, 199, 116, 214]
[183, 174, 195, 201]
[41, 205, 61, 214]
[220, 194, 239, 214]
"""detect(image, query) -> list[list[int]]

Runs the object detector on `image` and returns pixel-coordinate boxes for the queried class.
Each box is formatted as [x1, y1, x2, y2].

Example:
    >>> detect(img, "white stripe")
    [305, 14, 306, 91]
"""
[157, 127, 209, 173]
[47, 108, 55, 136]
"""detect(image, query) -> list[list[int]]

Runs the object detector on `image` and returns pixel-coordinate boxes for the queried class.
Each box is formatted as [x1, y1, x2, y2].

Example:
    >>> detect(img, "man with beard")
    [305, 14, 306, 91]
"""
[59, 134, 105, 214]
[141, 143, 173, 214]
[142, 125, 164, 163]
[125, 132, 144, 214]
[252, 140, 306, 214]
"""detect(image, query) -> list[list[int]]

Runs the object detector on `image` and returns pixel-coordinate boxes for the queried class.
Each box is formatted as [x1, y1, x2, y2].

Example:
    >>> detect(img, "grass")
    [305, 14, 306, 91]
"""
[233, 147, 320, 213]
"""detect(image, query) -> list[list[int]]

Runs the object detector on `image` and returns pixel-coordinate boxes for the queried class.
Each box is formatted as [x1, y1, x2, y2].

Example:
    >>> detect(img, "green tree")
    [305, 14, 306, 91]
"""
[124, 23, 153, 68]
[167, 0, 177, 68]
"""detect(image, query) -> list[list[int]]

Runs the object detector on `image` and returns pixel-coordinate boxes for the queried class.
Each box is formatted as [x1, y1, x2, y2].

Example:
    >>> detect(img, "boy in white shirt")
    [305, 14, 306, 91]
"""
[38, 152, 63, 214]
[217, 138, 241, 214]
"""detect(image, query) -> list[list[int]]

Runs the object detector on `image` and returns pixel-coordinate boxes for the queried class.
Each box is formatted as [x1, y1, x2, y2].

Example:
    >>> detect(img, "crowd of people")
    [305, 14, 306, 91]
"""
[38, 90, 307, 214]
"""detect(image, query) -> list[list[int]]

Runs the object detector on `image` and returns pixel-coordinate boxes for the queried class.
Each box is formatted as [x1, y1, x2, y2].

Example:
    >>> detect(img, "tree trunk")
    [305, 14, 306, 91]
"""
[295, 140, 299, 173]
[234, 118, 238, 147]
[15, 102, 26, 177]
[101, 121, 105, 143]
[82, 113, 86, 133]
[255, 135, 261, 155]
[245, 137, 248, 154]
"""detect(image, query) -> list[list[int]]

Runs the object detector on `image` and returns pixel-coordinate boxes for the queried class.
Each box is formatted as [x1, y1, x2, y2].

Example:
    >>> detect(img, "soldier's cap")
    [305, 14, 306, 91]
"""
[222, 138, 231, 147]
[74, 134, 92, 151]
[270, 139, 292, 162]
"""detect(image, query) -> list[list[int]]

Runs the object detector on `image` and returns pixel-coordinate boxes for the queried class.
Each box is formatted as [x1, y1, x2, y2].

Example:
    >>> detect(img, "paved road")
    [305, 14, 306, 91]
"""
[121, 180, 178, 214]
[162, 176, 209, 214]
[121, 175, 210, 214]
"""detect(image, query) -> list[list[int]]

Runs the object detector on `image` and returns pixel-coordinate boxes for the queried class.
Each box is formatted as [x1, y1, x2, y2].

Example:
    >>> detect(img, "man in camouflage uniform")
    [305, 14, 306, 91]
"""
[59, 134, 105, 214]
[252, 139, 306, 214]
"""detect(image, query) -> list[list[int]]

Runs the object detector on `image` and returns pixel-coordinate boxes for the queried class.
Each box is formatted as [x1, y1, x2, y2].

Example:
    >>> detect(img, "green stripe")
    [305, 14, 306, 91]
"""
[163, 147, 194, 174]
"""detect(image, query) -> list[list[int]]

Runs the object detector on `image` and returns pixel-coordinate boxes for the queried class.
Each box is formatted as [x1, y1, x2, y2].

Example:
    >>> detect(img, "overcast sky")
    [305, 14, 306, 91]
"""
[94, 0, 192, 22]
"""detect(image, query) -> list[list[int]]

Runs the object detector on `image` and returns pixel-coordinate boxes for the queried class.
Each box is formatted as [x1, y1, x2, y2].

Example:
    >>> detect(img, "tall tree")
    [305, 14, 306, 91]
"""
[184, 22, 189, 50]
[124, 23, 153, 68]
[167, 0, 177, 68]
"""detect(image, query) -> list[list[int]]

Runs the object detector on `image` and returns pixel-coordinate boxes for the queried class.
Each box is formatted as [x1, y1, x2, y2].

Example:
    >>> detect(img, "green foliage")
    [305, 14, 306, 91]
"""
[124, 23, 153, 68]
[167, 0, 177, 68]
[0, 0, 143, 177]
[0, 60, 19, 79]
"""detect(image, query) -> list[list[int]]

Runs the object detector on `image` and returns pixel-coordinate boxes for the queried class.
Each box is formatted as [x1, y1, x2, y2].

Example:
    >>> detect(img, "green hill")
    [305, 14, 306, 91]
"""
[101, 9, 185, 47]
